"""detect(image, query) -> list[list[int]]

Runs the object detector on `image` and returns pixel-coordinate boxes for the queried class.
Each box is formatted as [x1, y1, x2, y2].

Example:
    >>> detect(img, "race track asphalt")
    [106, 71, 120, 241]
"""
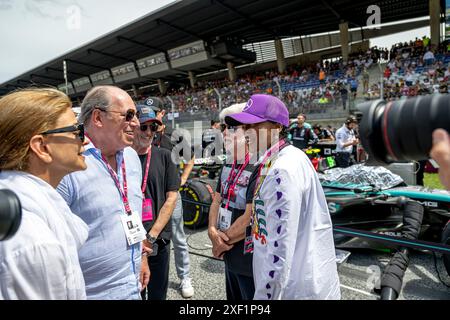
[165, 227, 450, 300]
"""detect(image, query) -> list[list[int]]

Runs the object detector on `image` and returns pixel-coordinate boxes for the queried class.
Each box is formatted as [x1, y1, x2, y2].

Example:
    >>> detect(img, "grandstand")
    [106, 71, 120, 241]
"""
[0, 0, 445, 130]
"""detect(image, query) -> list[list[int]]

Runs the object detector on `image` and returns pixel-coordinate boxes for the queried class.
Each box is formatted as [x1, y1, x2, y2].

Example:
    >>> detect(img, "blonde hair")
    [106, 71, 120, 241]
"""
[0, 88, 72, 171]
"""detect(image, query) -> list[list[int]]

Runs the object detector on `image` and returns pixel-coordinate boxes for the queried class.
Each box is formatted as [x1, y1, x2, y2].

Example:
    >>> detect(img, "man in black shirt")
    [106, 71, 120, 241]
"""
[152, 118, 196, 298]
[289, 114, 319, 151]
[210, 157, 256, 300]
[339, 84, 348, 110]
[202, 119, 223, 157]
[313, 124, 335, 142]
[153, 123, 173, 150]
[133, 105, 180, 300]
[208, 105, 256, 300]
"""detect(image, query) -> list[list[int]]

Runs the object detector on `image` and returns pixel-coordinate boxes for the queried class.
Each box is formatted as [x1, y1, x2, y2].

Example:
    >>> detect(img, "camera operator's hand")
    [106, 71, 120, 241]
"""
[352, 138, 359, 146]
[430, 129, 450, 190]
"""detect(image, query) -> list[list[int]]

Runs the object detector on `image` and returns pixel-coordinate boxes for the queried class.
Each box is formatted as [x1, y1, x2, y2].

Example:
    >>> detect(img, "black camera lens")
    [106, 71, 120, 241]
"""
[358, 94, 450, 164]
[0, 189, 22, 241]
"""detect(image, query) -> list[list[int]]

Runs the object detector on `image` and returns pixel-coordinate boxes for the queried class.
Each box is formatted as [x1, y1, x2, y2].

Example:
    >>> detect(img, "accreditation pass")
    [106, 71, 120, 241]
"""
[120, 211, 146, 246]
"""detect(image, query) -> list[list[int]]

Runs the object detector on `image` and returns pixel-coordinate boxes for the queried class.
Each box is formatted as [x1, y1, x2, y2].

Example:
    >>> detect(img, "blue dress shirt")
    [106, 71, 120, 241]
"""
[57, 142, 143, 300]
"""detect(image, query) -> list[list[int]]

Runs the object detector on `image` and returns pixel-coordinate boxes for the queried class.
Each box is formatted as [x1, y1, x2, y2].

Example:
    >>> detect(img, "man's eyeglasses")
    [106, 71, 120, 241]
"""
[96, 108, 138, 122]
[40, 123, 85, 143]
[140, 122, 159, 132]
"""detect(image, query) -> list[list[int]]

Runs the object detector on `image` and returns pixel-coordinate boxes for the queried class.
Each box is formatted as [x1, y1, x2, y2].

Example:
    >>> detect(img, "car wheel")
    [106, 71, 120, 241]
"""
[442, 221, 450, 277]
[180, 179, 214, 229]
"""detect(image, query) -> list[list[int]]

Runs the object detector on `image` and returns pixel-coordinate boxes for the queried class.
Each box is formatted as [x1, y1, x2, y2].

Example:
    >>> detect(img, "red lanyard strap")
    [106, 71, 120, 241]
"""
[223, 153, 249, 209]
[141, 147, 152, 194]
[101, 154, 132, 215]
[254, 139, 288, 198]
[251, 139, 288, 238]
[86, 134, 132, 215]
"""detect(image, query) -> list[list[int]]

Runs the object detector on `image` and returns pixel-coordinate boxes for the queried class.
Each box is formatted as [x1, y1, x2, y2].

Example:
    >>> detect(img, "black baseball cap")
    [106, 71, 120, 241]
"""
[143, 97, 163, 112]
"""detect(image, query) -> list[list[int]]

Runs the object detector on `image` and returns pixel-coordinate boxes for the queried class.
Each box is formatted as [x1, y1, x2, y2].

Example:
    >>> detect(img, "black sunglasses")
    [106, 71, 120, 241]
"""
[96, 108, 137, 122]
[41, 123, 85, 143]
[220, 124, 238, 132]
[140, 122, 159, 132]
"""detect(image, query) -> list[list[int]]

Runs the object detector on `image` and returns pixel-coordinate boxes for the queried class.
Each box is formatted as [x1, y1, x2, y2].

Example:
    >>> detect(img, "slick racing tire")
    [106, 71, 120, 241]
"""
[180, 179, 214, 229]
[442, 221, 450, 277]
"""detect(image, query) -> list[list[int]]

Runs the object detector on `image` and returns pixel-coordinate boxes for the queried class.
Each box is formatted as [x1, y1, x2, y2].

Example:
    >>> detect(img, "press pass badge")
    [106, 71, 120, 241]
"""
[142, 198, 153, 222]
[243, 225, 254, 254]
[218, 207, 232, 231]
[121, 211, 146, 246]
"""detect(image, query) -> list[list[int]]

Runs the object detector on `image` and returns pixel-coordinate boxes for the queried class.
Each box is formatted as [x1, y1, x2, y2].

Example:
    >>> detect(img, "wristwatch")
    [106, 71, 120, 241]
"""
[146, 233, 157, 244]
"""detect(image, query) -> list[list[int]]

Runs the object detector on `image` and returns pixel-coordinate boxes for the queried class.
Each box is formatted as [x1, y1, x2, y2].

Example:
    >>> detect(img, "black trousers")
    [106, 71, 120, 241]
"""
[335, 152, 352, 168]
[225, 264, 255, 300]
[416, 160, 427, 186]
[141, 239, 170, 300]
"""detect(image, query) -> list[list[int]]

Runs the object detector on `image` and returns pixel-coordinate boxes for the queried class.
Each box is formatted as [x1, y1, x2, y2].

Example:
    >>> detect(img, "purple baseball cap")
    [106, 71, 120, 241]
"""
[224, 94, 289, 127]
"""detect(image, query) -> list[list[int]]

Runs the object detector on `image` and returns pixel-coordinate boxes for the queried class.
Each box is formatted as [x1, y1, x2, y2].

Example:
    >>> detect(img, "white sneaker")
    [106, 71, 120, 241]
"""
[180, 278, 194, 298]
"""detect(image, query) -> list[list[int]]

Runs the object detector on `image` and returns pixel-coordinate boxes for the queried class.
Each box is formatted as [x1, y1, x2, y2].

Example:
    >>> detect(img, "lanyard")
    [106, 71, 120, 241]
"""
[253, 139, 288, 199]
[223, 153, 249, 210]
[86, 134, 132, 215]
[101, 155, 132, 215]
[141, 147, 152, 194]
[224, 153, 248, 192]
[250, 139, 288, 245]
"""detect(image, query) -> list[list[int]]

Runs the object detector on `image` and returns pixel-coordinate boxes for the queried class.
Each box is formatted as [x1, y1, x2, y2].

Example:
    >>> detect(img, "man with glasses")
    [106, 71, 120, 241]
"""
[57, 85, 150, 300]
[132, 105, 180, 300]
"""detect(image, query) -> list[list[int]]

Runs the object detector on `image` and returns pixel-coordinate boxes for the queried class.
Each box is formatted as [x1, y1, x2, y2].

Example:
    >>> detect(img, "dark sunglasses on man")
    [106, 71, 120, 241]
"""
[95, 108, 138, 122]
[40, 123, 85, 143]
[220, 124, 237, 132]
[140, 122, 159, 132]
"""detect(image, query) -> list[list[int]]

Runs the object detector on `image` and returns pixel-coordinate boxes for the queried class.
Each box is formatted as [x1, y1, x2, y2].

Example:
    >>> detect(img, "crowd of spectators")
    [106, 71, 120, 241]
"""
[364, 37, 450, 100]
[136, 56, 368, 114]
[133, 37, 449, 115]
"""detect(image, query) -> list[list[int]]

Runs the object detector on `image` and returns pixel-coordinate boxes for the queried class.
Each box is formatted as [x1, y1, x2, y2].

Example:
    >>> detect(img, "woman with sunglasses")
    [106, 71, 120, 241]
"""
[132, 105, 180, 300]
[0, 88, 89, 299]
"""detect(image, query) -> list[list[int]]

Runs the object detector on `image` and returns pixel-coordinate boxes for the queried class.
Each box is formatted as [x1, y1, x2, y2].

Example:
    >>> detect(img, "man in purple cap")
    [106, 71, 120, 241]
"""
[225, 94, 341, 300]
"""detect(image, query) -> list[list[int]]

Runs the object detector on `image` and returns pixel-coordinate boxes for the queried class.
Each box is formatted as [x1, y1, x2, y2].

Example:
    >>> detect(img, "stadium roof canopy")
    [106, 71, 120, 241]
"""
[0, 0, 438, 96]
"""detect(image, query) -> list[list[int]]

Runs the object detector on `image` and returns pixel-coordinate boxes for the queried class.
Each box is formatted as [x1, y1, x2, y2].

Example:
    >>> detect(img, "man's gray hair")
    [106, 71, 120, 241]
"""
[79, 86, 114, 125]
[219, 102, 247, 123]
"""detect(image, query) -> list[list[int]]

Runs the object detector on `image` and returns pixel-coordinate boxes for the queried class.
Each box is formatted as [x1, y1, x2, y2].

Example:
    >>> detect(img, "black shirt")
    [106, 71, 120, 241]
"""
[154, 130, 194, 161]
[153, 131, 174, 151]
[202, 128, 224, 157]
[317, 129, 333, 140]
[290, 126, 318, 150]
[216, 162, 257, 277]
[202, 128, 218, 149]
[139, 147, 180, 240]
